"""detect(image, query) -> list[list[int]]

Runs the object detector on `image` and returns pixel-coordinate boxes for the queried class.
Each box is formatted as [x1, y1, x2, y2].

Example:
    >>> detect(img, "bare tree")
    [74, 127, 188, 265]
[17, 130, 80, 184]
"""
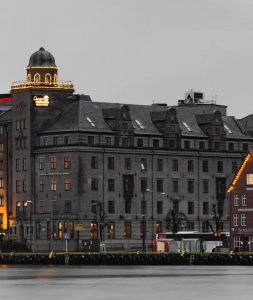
[207, 204, 222, 233]
[165, 210, 187, 238]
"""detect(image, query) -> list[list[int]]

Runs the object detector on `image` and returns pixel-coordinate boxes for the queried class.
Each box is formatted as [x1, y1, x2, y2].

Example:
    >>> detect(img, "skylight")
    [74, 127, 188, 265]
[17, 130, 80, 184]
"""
[182, 122, 192, 132]
[135, 119, 144, 129]
[224, 124, 232, 134]
[86, 117, 95, 127]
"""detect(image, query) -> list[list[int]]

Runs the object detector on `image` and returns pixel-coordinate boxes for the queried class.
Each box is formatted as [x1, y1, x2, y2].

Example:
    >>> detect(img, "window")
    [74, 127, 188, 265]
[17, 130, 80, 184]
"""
[246, 174, 253, 185]
[0, 195, 4, 206]
[122, 137, 129, 147]
[86, 117, 96, 127]
[199, 141, 205, 150]
[108, 179, 115, 191]
[65, 200, 71, 213]
[0, 144, 3, 152]
[16, 180, 20, 193]
[188, 160, 194, 172]
[141, 158, 147, 171]
[91, 200, 97, 214]
[107, 222, 115, 239]
[233, 214, 239, 226]
[124, 158, 131, 170]
[91, 178, 98, 191]
[234, 195, 240, 206]
[188, 201, 194, 215]
[23, 158, 28, 171]
[64, 136, 69, 145]
[242, 195, 247, 206]
[0, 160, 3, 170]
[58, 222, 63, 239]
[203, 202, 209, 215]
[39, 200, 44, 214]
[125, 200, 131, 214]
[188, 180, 194, 193]
[173, 201, 179, 214]
[140, 178, 147, 192]
[122, 122, 128, 130]
[16, 159, 20, 172]
[234, 236, 241, 251]
[156, 179, 163, 193]
[39, 157, 44, 170]
[217, 161, 223, 173]
[229, 143, 234, 151]
[202, 221, 209, 232]
[39, 179, 44, 192]
[184, 140, 190, 149]
[156, 221, 163, 233]
[172, 159, 178, 172]
[64, 156, 71, 169]
[51, 156, 57, 169]
[88, 136, 94, 146]
[137, 138, 143, 148]
[153, 139, 160, 148]
[203, 161, 208, 172]
[91, 156, 98, 169]
[186, 222, 194, 231]
[23, 180, 27, 192]
[203, 180, 209, 194]
[172, 180, 178, 193]
[105, 137, 111, 146]
[243, 143, 248, 152]
[51, 178, 56, 191]
[214, 142, 220, 150]
[108, 200, 115, 214]
[42, 137, 48, 146]
[241, 214, 247, 226]
[0, 213, 3, 224]
[108, 157, 115, 169]
[157, 201, 163, 214]
[124, 222, 131, 239]
[64, 178, 72, 191]
[53, 136, 58, 145]
[231, 161, 238, 173]
[157, 159, 163, 171]
[168, 140, 175, 149]
[90, 221, 98, 239]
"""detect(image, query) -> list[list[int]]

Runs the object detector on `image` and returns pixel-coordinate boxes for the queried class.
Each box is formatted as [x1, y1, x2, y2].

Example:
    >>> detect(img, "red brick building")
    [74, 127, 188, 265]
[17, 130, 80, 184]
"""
[228, 151, 253, 252]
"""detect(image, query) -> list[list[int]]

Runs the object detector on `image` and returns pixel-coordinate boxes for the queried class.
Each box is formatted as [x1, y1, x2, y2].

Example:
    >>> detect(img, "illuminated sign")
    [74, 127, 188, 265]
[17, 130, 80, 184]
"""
[33, 95, 49, 107]
[0, 94, 12, 103]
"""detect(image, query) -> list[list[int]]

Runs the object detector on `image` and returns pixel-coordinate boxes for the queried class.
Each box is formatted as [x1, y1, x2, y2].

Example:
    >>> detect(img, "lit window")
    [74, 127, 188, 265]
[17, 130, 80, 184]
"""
[90, 221, 98, 239]
[51, 178, 57, 191]
[50, 156, 57, 169]
[247, 174, 253, 185]
[64, 178, 72, 191]
[242, 195, 247, 206]
[0, 178, 4, 189]
[64, 156, 71, 169]
[0, 195, 4, 206]
[241, 214, 247, 226]
[107, 222, 115, 239]
[124, 222, 131, 239]
[233, 214, 239, 226]
[234, 195, 240, 206]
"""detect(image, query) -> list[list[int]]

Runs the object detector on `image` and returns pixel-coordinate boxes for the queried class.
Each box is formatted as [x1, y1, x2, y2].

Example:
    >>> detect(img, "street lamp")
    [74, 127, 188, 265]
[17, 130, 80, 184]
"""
[26, 200, 33, 252]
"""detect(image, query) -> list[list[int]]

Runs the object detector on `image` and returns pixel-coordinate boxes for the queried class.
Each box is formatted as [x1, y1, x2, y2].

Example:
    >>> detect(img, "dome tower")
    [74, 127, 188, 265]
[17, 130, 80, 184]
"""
[26, 47, 58, 86]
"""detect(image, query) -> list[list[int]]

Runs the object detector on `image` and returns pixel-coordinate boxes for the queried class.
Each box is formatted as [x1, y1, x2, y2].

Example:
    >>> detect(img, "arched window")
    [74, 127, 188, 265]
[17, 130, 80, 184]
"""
[45, 74, 51, 84]
[34, 73, 40, 84]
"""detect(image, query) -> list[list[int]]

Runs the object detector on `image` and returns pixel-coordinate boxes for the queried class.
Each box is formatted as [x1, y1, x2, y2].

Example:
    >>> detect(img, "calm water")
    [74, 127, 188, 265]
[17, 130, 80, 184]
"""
[0, 265, 253, 300]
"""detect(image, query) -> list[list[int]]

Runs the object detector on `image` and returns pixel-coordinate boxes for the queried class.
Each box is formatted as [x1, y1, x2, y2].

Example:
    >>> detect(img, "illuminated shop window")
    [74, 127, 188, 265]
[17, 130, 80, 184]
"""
[246, 174, 253, 185]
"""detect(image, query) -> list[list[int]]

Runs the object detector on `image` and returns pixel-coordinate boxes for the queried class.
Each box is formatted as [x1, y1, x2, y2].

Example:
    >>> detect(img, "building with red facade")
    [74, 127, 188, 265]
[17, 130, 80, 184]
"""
[228, 151, 253, 252]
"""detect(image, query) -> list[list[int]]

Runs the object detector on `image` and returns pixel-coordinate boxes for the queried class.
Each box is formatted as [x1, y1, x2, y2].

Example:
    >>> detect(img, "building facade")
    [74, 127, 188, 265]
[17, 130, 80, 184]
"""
[228, 151, 253, 252]
[1, 48, 253, 251]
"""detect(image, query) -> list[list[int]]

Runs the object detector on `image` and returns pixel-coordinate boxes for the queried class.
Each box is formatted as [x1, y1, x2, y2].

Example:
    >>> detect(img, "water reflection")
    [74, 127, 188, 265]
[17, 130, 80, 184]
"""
[0, 265, 253, 300]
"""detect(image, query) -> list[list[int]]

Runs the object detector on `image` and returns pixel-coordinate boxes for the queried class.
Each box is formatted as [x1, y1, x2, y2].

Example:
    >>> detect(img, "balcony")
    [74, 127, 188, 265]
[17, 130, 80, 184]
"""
[11, 80, 74, 91]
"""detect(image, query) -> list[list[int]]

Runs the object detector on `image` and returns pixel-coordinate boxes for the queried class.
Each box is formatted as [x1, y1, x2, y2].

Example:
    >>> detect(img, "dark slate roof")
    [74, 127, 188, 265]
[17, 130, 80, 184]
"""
[28, 47, 56, 67]
[0, 109, 12, 123]
[38, 98, 253, 140]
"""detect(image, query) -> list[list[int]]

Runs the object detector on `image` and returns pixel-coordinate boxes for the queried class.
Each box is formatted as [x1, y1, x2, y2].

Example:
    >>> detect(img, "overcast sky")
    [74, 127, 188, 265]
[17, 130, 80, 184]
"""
[1, 0, 253, 118]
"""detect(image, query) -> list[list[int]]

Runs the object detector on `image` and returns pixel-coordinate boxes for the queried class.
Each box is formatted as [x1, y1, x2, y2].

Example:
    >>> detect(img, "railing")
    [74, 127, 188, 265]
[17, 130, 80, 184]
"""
[11, 80, 74, 90]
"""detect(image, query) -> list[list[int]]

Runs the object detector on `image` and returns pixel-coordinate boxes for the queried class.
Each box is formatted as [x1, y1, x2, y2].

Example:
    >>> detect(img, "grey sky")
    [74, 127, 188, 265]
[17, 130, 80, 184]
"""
[1, 0, 253, 118]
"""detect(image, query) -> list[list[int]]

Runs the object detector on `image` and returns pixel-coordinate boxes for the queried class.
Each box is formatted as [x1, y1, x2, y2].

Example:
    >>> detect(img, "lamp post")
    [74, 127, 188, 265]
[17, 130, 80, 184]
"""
[26, 200, 33, 252]
[141, 188, 152, 252]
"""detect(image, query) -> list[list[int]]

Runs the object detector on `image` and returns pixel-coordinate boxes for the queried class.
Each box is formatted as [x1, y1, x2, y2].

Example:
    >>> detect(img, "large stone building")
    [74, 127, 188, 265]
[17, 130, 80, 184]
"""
[0, 47, 253, 251]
